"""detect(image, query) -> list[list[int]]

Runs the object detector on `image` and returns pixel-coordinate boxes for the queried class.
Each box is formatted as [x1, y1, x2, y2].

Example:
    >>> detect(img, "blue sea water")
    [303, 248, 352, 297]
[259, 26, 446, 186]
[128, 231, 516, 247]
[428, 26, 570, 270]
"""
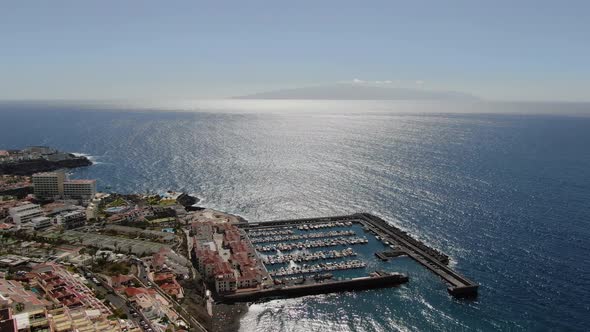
[1, 100, 589, 331]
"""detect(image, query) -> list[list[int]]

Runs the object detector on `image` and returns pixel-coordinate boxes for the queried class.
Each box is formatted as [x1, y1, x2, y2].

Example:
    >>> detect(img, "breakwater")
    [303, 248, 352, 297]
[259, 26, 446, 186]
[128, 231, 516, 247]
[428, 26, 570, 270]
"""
[240, 213, 479, 298]
[355, 213, 478, 298]
[220, 272, 409, 304]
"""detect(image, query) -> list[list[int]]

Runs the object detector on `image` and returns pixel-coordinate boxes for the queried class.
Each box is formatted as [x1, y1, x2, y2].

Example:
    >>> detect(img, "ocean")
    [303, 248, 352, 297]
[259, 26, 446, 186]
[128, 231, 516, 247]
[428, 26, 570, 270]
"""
[1, 100, 589, 331]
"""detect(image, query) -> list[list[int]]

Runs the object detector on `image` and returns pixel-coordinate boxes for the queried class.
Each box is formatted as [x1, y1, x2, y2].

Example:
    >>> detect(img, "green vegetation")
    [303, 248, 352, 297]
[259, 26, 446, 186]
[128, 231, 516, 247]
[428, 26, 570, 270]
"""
[107, 308, 128, 320]
[146, 195, 161, 205]
[148, 217, 175, 224]
[94, 261, 131, 276]
[4, 230, 67, 246]
[106, 197, 127, 208]
[159, 199, 176, 206]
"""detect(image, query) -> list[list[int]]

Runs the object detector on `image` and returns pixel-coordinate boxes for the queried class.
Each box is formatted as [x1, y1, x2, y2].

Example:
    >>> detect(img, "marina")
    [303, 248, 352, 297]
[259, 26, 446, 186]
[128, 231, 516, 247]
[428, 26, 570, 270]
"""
[254, 236, 369, 252]
[241, 213, 479, 299]
[250, 229, 356, 243]
[297, 221, 353, 230]
[268, 260, 367, 277]
[248, 229, 294, 237]
[263, 248, 357, 265]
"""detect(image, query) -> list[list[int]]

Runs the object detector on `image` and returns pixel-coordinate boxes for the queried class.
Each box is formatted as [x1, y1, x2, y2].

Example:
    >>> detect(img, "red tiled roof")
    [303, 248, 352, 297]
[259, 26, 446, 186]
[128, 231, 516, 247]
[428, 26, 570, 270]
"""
[111, 275, 133, 285]
[124, 287, 156, 297]
[153, 273, 174, 282]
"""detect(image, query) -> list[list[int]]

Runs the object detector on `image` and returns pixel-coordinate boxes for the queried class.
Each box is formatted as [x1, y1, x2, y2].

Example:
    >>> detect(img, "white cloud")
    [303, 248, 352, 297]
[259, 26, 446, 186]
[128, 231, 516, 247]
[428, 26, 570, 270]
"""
[342, 79, 423, 86]
[349, 79, 394, 84]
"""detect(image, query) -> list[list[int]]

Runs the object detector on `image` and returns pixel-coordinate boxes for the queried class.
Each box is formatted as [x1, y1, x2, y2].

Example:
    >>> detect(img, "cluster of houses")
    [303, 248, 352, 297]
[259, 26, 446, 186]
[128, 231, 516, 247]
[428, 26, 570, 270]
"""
[104, 203, 179, 225]
[0, 146, 72, 164]
[0, 263, 123, 332]
[1, 200, 87, 232]
[0, 175, 31, 193]
[0, 169, 102, 232]
[192, 220, 265, 294]
[104, 247, 190, 329]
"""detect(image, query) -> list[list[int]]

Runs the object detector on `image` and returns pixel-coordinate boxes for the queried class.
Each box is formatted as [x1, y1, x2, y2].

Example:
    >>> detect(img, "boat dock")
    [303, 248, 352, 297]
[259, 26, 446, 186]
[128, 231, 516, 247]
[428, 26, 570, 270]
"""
[269, 259, 367, 277]
[263, 248, 357, 265]
[255, 236, 368, 252]
[241, 213, 479, 298]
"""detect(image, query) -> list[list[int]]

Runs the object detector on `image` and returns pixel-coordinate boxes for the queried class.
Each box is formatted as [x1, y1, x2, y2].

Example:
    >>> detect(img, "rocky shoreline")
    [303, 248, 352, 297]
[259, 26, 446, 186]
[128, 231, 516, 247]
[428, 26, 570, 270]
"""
[0, 154, 92, 175]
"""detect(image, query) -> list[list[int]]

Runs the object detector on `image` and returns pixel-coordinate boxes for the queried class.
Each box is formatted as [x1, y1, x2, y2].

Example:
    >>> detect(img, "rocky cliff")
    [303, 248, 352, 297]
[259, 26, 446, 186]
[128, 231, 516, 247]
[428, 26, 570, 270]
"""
[0, 155, 92, 175]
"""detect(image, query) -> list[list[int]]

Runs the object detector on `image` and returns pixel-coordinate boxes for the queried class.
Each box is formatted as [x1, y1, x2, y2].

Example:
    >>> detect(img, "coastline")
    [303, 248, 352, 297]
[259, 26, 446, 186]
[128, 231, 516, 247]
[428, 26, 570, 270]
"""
[212, 303, 249, 332]
[0, 154, 92, 175]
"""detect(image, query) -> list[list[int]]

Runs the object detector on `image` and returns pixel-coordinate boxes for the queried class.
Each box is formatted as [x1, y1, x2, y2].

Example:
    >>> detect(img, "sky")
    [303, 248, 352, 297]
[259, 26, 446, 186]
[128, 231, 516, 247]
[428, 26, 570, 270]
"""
[1, 0, 589, 101]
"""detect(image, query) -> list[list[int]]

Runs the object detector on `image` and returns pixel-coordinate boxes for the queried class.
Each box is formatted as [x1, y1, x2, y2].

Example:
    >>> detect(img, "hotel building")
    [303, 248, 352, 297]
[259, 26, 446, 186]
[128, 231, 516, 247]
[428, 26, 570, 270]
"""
[33, 172, 96, 200]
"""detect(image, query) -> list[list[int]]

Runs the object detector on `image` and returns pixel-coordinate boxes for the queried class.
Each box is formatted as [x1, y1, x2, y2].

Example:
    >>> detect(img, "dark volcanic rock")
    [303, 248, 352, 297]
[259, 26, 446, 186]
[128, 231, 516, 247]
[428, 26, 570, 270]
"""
[0, 155, 92, 175]
[176, 193, 200, 207]
[185, 205, 206, 211]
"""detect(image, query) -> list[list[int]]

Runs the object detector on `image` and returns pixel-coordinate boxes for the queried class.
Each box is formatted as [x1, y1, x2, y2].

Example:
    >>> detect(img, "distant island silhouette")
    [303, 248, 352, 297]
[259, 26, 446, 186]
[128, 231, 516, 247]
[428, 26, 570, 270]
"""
[234, 84, 479, 100]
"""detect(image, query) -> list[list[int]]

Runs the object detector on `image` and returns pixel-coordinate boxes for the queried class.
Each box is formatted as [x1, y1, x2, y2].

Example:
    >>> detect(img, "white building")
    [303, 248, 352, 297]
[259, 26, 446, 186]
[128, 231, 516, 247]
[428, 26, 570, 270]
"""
[32, 172, 65, 199]
[86, 202, 99, 220]
[8, 204, 44, 229]
[31, 216, 53, 230]
[63, 179, 96, 200]
[58, 211, 86, 230]
[33, 172, 96, 200]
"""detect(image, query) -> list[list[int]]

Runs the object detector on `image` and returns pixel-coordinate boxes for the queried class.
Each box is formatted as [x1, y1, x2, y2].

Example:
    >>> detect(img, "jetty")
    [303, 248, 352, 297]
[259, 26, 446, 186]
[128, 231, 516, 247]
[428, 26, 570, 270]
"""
[220, 271, 409, 303]
[242, 213, 479, 298]
[356, 213, 478, 298]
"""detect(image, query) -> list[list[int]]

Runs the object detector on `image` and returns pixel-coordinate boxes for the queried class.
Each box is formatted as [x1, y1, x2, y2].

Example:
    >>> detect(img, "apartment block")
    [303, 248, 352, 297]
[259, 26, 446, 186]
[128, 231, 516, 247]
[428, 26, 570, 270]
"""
[8, 204, 44, 229]
[33, 172, 96, 200]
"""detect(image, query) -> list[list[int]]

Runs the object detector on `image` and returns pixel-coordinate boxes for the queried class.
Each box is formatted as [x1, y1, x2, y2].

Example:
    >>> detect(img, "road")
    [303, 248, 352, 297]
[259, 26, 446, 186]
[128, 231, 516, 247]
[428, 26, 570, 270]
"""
[132, 260, 208, 332]
[80, 267, 157, 332]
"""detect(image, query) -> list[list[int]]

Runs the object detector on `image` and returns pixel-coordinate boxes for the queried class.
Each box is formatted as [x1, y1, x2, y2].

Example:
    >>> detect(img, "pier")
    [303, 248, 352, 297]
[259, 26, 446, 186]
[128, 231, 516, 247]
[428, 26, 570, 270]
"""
[220, 272, 409, 303]
[241, 213, 479, 298]
[355, 213, 479, 298]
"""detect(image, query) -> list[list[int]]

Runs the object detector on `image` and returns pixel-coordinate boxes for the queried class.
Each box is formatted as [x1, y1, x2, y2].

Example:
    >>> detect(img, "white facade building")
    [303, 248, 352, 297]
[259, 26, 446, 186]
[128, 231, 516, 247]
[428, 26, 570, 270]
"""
[32, 172, 65, 199]
[33, 172, 96, 200]
[31, 216, 53, 230]
[58, 211, 86, 229]
[8, 203, 44, 229]
[63, 179, 96, 199]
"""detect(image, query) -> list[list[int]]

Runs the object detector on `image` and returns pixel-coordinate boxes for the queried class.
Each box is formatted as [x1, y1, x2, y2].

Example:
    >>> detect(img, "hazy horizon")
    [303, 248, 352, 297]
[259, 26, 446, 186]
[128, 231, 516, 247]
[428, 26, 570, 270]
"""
[1, 1, 589, 102]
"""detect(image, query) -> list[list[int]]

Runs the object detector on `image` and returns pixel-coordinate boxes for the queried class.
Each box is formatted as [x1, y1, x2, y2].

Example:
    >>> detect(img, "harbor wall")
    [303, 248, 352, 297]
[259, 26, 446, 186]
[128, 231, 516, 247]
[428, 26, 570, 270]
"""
[220, 273, 409, 303]
[246, 213, 478, 298]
